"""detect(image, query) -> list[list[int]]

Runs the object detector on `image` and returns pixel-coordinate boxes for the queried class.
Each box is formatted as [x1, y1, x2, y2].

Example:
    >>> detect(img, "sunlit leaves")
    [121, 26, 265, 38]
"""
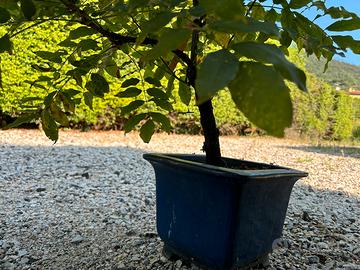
[229, 62, 293, 137]
[142, 11, 176, 33]
[196, 50, 238, 104]
[231, 42, 307, 91]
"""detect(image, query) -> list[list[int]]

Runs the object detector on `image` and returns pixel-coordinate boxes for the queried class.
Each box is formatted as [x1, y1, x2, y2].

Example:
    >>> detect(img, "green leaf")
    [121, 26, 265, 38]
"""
[34, 51, 62, 64]
[228, 62, 293, 137]
[84, 92, 93, 110]
[20, 0, 36, 20]
[44, 91, 57, 107]
[151, 98, 173, 111]
[0, 34, 12, 54]
[142, 11, 176, 33]
[332, 35, 360, 54]
[116, 87, 142, 97]
[326, 18, 360, 31]
[69, 26, 98, 40]
[3, 113, 38, 129]
[178, 81, 191, 106]
[50, 103, 69, 126]
[121, 78, 140, 87]
[87, 73, 109, 97]
[231, 42, 307, 91]
[209, 18, 280, 37]
[147, 88, 167, 99]
[140, 120, 155, 143]
[143, 28, 191, 61]
[124, 113, 147, 133]
[289, 0, 312, 9]
[78, 39, 99, 51]
[0, 7, 11, 23]
[41, 110, 59, 142]
[58, 92, 75, 113]
[196, 50, 239, 104]
[121, 100, 145, 114]
[150, 112, 171, 132]
[145, 77, 162, 87]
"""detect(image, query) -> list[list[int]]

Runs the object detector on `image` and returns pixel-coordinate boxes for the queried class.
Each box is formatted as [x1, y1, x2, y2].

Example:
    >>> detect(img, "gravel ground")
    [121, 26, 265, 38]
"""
[0, 129, 359, 270]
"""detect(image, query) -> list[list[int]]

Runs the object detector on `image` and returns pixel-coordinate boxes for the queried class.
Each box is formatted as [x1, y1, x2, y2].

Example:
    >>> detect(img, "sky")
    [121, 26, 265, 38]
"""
[261, 0, 360, 66]
[303, 0, 360, 66]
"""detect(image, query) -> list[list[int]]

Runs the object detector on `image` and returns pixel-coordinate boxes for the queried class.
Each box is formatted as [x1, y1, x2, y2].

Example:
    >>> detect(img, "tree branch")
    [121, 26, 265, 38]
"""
[60, 0, 192, 67]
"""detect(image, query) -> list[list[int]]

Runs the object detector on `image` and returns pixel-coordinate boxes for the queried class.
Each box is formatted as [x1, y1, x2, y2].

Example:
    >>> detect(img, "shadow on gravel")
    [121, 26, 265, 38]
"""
[281, 145, 360, 158]
[0, 144, 359, 270]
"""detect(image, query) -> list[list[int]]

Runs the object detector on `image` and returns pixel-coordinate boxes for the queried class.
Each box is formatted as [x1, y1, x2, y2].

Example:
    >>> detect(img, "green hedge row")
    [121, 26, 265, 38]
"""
[0, 22, 358, 140]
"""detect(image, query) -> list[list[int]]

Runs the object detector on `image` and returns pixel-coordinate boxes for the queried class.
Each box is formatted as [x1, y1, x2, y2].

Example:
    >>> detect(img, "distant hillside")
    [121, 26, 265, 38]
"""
[306, 56, 360, 90]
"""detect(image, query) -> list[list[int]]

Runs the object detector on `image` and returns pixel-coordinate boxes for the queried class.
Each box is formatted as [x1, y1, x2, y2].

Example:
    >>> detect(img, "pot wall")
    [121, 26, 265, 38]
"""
[144, 154, 307, 269]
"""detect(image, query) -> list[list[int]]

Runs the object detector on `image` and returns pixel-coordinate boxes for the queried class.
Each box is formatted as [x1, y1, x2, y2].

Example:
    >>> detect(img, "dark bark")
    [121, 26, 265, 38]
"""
[187, 1, 224, 166]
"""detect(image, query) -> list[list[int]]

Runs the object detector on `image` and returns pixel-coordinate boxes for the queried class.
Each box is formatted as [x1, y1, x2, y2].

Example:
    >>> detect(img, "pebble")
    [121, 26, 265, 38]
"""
[0, 130, 359, 270]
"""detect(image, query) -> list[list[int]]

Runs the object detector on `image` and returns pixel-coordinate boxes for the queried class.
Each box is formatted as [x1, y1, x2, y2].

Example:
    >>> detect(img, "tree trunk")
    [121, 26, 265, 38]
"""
[187, 4, 224, 166]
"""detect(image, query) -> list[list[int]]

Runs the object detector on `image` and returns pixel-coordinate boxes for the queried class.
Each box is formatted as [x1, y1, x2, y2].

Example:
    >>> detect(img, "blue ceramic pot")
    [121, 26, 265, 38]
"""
[143, 153, 307, 270]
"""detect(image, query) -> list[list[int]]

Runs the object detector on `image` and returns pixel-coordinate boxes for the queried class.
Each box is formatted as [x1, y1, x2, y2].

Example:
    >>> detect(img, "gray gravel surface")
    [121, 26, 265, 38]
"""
[0, 130, 359, 270]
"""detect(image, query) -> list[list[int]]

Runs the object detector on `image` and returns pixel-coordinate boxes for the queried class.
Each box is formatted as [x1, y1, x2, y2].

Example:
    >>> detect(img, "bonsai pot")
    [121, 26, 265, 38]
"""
[143, 153, 307, 270]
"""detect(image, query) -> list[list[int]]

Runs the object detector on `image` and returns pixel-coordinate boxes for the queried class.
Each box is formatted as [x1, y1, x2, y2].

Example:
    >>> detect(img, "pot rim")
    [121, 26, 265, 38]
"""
[143, 153, 308, 179]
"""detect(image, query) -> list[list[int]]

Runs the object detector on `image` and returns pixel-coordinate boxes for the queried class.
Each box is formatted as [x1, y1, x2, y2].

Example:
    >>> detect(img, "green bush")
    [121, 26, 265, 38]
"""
[0, 23, 357, 140]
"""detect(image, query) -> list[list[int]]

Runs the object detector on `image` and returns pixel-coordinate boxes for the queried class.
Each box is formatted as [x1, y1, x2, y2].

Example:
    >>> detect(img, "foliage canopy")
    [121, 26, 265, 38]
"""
[1, 0, 360, 143]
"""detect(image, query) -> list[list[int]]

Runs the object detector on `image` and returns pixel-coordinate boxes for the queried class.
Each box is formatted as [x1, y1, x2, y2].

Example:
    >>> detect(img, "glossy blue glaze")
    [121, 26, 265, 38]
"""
[143, 153, 307, 270]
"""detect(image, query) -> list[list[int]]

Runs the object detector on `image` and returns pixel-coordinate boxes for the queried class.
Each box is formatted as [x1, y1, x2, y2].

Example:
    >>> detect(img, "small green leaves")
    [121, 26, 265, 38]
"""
[231, 42, 307, 91]
[150, 112, 171, 132]
[41, 110, 58, 142]
[34, 51, 62, 64]
[20, 0, 36, 20]
[140, 119, 155, 143]
[332, 35, 360, 54]
[147, 88, 167, 99]
[326, 18, 360, 31]
[124, 113, 147, 133]
[3, 113, 38, 129]
[86, 73, 109, 97]
[196, 50, 239, 104]
[142, 11, 175, 33]
[209, 18, 280, 37]
[0, 34, 12, 54]
[121, 100, 144, 114]
[143, 28, 191, 61]
[84, 92, 93, 110]
[69, 27, 98, 39]
[178, 81, 191, 106]
[228, 62, 293, 137]
[145, 77, 162, 87]
[116, 87, 142, 97]
[289, 0, 312, 9]
[121, 78, 140, 87]
[0, 7, 11, 23]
